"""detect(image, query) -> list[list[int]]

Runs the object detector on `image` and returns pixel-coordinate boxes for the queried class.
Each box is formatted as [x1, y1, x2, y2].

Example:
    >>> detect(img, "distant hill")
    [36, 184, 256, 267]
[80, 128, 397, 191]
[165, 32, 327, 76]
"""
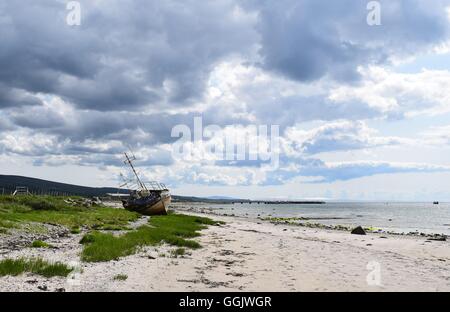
[0, 175, 127, 197]
[171, 195, 242, 203]
[0, 175, 243, 203]
[205, 196, 238, 200]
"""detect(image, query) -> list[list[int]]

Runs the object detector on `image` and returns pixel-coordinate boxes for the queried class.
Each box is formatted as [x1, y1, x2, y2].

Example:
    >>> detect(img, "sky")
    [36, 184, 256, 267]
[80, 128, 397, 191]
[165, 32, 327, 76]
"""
[1, 0, 450, 201]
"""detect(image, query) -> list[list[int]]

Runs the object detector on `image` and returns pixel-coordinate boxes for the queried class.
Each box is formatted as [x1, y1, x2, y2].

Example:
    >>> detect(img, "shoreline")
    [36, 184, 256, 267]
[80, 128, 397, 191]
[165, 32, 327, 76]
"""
[172, 202, 449, 240]
[0, 203, 449, 292]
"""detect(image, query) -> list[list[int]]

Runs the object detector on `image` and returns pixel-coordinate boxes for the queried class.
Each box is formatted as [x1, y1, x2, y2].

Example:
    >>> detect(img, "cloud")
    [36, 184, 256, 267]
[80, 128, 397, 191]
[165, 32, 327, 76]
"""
[1, 1, 450, 194]
[251, 0, 450, 82]
[0, 84, 43, 109]
[297, 160, 450, 183]
[0, 0, 257, 111]
[330, 67, 450, 118]
[284, 120, 403, 155]
[421, 125, 450, 145]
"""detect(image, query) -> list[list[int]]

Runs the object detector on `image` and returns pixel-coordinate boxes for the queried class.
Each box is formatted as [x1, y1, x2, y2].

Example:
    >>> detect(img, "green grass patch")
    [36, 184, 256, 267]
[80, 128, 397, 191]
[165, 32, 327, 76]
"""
[171, 247, 186, 257]
[81, 214, 219, 262]
[113, 274, 128, 281]
[0, 258, 73, 278]
[100, 224, 130, 231]
[0, 219, 17, 234]
[0, 219, 17, 229]
[0, 195, 139, 230]
[31, 240, 52, 248]
[70, 227, 81, 234]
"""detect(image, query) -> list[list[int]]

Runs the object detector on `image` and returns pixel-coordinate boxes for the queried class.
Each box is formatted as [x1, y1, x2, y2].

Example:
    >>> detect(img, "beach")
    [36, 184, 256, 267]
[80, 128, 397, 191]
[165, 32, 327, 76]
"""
[1, 202, 449, 292]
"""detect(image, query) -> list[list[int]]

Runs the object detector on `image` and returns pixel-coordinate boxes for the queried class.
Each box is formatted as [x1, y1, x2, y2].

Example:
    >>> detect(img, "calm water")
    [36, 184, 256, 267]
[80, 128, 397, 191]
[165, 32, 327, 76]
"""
[202, 202, 450, 235]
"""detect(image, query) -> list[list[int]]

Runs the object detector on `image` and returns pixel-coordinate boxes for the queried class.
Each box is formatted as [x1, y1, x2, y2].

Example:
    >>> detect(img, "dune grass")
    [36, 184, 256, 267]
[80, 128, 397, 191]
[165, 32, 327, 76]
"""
[81, 214, 221, 262]
[0, 258, 73, 278]
[113, 274, 128, 281]
[171, 247, 186, 257]
[0, 195, 139, 230]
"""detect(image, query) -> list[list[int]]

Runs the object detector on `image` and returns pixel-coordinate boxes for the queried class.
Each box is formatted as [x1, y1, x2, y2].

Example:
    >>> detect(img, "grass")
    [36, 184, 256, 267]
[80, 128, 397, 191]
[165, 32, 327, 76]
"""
[0, 219, 17, 229]
[113, 274, 128, 281]
[31, 240, 52, 248]
[0, 195, 139, 230]
[81, 214, 221, 262]
[70, 227, 81, 234]
[0, 258, 73, 278]
[23, 223, 49, 234]
[0, 219, 17, 234]
[171, 247, 186, 257]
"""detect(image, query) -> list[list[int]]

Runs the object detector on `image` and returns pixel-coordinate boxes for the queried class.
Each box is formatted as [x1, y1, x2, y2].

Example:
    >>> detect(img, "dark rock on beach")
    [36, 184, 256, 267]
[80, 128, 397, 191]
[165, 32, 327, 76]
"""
[429, 235, 447, 241]
[351, 226, 366, 235]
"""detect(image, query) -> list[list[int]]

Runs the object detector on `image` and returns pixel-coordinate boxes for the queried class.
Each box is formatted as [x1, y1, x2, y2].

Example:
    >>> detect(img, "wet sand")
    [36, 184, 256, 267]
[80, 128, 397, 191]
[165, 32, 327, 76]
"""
[0, 206, 449, 292]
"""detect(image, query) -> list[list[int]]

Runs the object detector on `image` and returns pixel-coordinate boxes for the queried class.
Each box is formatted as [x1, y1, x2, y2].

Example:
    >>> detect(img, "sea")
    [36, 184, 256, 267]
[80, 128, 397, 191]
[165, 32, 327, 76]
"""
[200, 201, 450, 235]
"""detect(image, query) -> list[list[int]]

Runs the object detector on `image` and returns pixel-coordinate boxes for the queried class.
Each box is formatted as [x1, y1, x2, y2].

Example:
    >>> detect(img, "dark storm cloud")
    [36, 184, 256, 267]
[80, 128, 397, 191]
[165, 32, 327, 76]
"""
[249, 95, 383, 129]
[0, 0, 256, 111]
[7, 101, 251, 147]
[249, 0, 450, 82]
[1, 0, 448, 113]
[0, 84, 43, 108]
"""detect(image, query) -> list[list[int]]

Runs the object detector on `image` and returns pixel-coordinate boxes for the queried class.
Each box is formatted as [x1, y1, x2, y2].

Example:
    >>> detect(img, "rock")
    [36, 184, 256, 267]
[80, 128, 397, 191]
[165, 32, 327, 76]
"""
[351, 226, 366, 235]
[429, 235, 446, 241]
[55, 288, 65, 292]
[37, 285, 48, 291]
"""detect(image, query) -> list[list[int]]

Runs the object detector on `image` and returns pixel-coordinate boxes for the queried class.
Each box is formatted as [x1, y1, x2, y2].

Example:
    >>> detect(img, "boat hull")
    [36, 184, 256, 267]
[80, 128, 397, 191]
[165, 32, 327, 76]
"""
[123, 192, 171, 216]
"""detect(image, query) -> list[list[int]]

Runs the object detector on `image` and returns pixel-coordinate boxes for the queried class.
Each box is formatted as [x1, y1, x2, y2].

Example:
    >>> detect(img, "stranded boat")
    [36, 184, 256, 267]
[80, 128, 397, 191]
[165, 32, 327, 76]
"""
[121, 152, 171, 215]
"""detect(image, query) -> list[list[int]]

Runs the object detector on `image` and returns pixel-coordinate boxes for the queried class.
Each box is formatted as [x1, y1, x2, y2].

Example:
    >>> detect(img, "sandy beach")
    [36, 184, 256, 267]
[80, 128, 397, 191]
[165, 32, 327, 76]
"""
[0, 203, 449, 292]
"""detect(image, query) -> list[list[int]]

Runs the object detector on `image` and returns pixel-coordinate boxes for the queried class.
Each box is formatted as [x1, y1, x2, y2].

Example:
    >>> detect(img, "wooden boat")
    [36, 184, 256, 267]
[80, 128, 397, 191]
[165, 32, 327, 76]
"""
[122, 188, 171, 215]
[120, 152, 171, 215]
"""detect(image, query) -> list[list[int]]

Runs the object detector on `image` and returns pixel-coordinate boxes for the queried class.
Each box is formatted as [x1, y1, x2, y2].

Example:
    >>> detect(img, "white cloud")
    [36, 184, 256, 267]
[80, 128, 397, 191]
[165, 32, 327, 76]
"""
[330, 67, 450, 117]
[421, 125, 450, 145]
[284, 120, 404, 155]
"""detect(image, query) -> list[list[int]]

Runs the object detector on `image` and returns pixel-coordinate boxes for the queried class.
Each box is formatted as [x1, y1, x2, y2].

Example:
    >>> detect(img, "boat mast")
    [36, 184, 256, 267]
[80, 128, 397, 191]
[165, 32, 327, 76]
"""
[124, 152, 147, 191]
